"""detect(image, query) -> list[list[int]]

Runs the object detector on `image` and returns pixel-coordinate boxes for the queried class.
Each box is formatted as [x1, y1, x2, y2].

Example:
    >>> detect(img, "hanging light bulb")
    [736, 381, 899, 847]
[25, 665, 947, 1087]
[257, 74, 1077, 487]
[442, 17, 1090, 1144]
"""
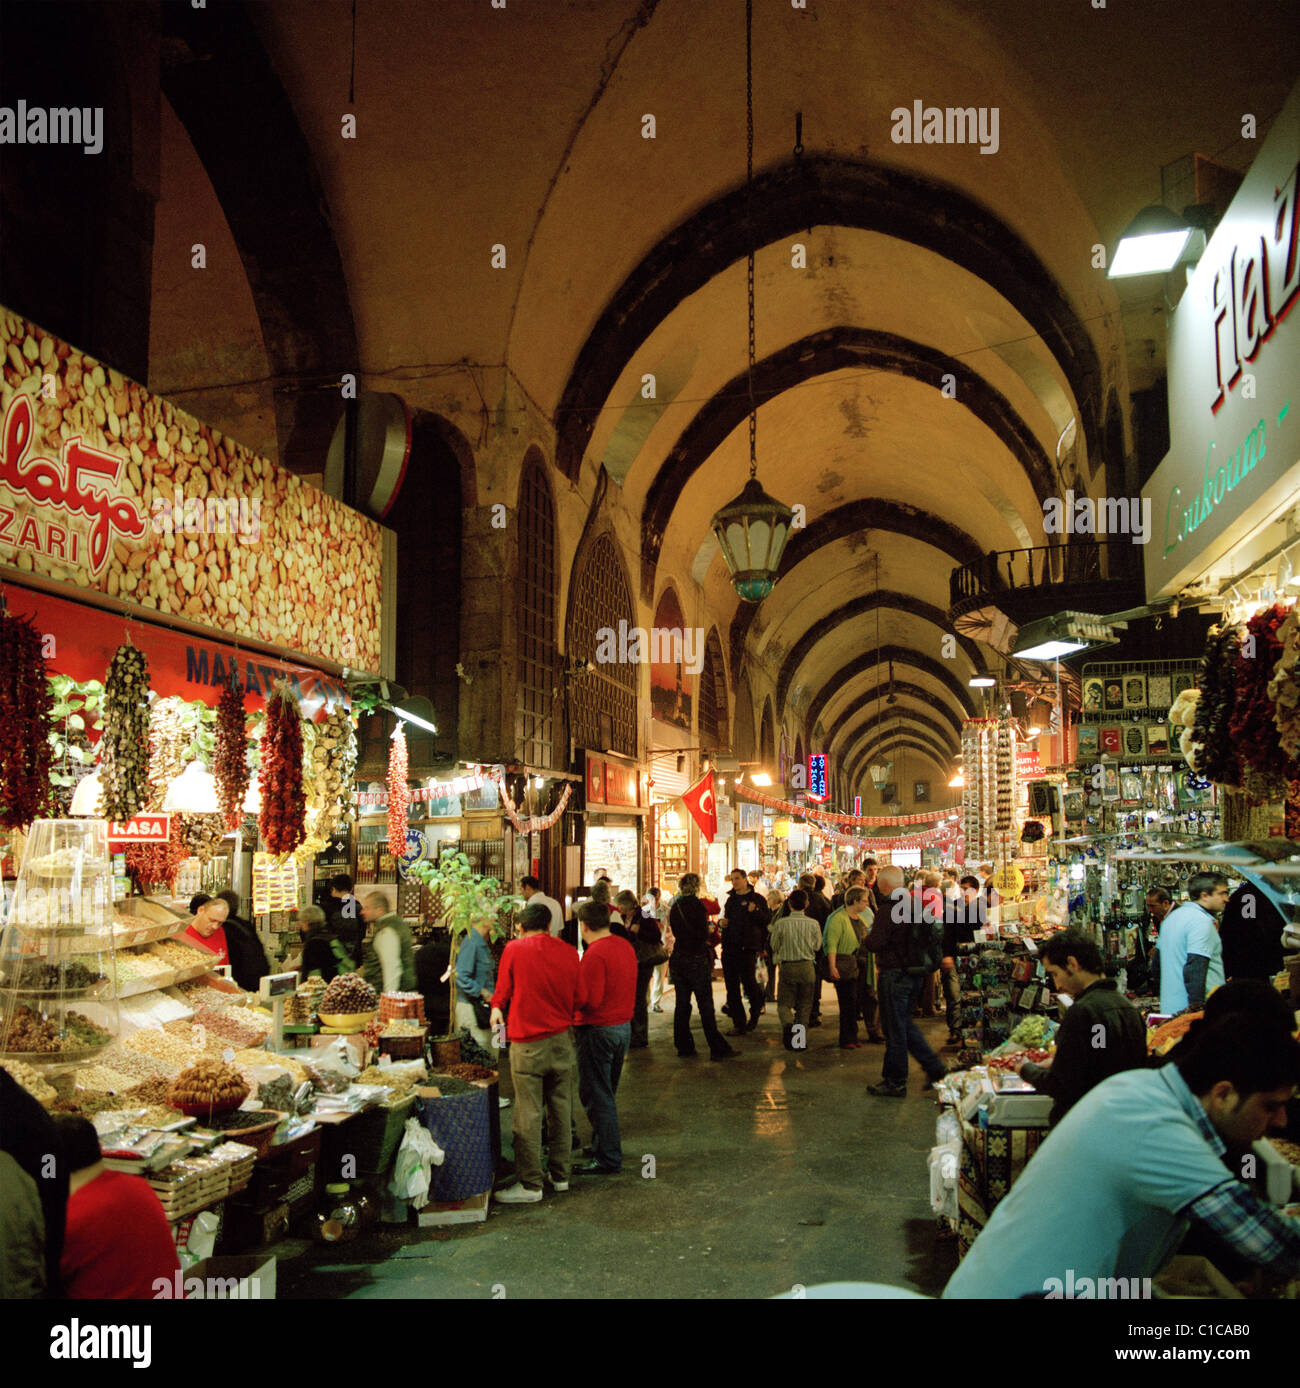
[163, 758, 220, 814]
[70, 767, 104, 816]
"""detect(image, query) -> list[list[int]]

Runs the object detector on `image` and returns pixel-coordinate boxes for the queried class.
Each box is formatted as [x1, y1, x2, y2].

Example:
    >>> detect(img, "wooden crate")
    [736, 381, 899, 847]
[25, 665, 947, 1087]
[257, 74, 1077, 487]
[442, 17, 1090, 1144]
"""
[416, 1191, 489, 1227]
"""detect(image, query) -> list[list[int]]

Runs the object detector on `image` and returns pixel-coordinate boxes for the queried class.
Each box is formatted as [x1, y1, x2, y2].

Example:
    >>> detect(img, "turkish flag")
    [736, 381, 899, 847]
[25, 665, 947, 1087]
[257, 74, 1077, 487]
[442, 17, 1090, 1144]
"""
[681, 771, 718, 844]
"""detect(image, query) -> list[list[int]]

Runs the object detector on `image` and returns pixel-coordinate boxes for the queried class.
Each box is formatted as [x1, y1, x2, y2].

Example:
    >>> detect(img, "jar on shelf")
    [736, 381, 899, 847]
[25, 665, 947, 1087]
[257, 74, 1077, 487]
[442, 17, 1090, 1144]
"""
[314, 1182, 363, 1243]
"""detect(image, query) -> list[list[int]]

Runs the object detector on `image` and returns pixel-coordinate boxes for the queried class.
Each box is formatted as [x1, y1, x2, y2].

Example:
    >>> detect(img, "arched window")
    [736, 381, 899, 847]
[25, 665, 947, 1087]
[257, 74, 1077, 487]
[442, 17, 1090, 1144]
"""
[760, 698, 775, 766]
[697, 629, 729, 752]
[568, 534, 637, 757]
[517, 451, 558, 768]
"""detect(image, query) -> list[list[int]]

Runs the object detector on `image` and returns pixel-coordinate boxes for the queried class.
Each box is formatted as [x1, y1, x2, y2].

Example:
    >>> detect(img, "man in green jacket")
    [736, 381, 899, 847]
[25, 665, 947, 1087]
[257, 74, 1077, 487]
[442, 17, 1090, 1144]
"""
[360, 891, 417, 994]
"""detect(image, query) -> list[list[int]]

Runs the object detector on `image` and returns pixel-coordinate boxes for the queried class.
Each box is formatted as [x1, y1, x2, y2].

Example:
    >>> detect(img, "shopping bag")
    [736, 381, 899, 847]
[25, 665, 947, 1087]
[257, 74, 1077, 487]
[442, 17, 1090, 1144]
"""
[387, 1116, 445, 1209]
[755, 957, 769, 989]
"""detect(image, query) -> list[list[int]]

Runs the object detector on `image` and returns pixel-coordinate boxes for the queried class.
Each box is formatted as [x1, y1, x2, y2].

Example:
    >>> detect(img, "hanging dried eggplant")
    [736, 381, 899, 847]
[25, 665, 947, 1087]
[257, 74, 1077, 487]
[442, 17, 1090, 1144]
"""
[100, 643, 150, 821]
[1190, 627, 1242, 788]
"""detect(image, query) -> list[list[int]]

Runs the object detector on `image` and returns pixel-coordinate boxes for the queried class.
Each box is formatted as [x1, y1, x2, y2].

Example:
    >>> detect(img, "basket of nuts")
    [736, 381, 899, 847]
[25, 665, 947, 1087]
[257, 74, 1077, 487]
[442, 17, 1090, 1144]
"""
[318, 973, 379, 1033]
[165, 1059, 250, 1117]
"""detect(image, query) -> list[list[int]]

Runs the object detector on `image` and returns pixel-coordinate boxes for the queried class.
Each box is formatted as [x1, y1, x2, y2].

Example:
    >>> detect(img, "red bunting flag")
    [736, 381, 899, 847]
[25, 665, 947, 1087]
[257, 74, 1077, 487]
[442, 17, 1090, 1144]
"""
[680, 770, 718, 844]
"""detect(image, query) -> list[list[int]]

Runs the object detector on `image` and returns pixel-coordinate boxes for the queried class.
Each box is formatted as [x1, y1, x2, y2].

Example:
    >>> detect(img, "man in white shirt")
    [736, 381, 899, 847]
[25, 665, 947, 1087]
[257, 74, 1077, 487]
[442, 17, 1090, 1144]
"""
[520, 876, 565, 938]
[1156, 873, 1231, 1014]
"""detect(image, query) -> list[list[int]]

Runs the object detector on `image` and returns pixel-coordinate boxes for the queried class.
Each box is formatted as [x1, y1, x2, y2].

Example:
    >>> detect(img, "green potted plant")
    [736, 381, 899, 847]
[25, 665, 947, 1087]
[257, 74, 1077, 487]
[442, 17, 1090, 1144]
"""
[406, 851, 521, 1067]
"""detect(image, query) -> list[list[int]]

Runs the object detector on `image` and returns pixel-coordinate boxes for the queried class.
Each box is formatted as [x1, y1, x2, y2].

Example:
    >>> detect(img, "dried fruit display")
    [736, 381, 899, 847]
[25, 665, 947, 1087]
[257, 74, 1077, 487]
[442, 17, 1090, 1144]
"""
[166, 1059, 249, 1111]
[305, 705, 357, 841]
[214, 681, 250, 830]
[1268, 608, 1300, 760]
[387, 726, 409, 858]
[320, 973, 378, 1014]
[100, 643, 151, 821]
[1229, 604, 1297, 804]
[258, 684, 305, 857]
[0, 1060, 58, 1107]
[178, 812, 226, 863]
[1190, 628, 1242, 787]
[0, 610, 54, 828]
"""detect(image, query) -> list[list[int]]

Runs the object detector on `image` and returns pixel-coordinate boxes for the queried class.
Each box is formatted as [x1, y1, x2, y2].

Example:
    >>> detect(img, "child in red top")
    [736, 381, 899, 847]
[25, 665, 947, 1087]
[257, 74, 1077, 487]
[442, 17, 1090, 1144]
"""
[54, 1116, 181, 1299]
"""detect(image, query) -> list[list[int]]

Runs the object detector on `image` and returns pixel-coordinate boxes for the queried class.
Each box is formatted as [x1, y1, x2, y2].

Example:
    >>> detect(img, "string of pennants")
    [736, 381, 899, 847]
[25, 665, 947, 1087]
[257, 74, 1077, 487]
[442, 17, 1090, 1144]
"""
[731, 782, 952, 828]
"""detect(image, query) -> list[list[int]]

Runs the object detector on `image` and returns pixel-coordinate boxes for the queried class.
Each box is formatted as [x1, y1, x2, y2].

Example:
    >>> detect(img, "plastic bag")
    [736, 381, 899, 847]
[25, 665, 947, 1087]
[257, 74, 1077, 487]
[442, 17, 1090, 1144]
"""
[303, 1039, 359, 1093]
[928, 1142, 961, 1218]
[387, 1117, 445, 1208]
[755, 957, 768, 989]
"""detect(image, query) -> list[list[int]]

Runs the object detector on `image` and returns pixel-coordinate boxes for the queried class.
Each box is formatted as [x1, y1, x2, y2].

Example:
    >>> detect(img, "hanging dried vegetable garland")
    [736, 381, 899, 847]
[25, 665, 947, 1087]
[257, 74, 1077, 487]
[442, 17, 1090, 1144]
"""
[101, 643, 151, 822]
[126, 815, 188, 892]
[1230, 603, 1297, 804]
[1190, 627, 1242, 788]
[1268, 607, 1300, 760]
[387, 725, 409, 857]
[178, 812, 227, 862]
[306, 705, 358, 840]
[259, 683, 306, 857]
[0, 610, 54, 829]
[214, 680, 250, 829]
[146, 695, 190, 811]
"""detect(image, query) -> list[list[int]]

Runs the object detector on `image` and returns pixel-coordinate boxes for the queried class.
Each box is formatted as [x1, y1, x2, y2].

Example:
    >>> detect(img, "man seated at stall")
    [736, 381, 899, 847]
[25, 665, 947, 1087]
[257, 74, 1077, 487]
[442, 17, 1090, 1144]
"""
[1017, 930, 1146, 1126]
[944, 1009, 1300, 1298]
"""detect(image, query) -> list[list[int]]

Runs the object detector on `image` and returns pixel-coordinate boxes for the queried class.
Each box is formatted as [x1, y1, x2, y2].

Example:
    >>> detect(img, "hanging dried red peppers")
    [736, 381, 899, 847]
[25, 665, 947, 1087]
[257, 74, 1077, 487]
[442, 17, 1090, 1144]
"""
[1230, 603, 1297, 803]
[259, 683, 306, 856]
[0, 610, 54, 829]
[126, 814, 188, 892]
[214, 679, 250, 830]
[387, 725, 409, 857]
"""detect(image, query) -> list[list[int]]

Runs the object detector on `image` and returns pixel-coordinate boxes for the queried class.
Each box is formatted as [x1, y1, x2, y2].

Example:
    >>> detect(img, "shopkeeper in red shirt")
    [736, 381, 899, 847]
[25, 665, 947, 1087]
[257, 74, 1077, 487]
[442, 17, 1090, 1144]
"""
[572, 899, 638, 1176]
[489, 901, 580, 1205]
[178, 893, 230, 966]
[53, 1116, 181, 1299]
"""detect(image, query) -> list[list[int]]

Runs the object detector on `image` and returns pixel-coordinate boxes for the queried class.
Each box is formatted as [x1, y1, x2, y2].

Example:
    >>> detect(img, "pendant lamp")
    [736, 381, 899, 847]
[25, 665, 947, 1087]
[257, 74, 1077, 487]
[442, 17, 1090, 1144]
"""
[163, 758, 220, 814]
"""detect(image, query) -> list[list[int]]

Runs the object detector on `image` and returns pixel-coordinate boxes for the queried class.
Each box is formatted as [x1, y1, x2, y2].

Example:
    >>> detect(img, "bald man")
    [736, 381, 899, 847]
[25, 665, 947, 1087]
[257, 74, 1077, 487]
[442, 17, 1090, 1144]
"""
[863, 865, 949, 1097]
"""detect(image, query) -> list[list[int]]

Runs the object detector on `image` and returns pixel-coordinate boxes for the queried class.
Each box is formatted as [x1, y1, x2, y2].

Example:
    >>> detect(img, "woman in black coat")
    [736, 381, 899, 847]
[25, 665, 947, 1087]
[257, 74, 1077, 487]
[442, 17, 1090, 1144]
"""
[214, 890, 271, 992]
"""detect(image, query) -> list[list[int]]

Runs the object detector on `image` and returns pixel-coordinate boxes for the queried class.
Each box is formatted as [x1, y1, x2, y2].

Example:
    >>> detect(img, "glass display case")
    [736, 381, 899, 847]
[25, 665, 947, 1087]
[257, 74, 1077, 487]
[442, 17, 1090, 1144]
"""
[0, 819, 119, 1069]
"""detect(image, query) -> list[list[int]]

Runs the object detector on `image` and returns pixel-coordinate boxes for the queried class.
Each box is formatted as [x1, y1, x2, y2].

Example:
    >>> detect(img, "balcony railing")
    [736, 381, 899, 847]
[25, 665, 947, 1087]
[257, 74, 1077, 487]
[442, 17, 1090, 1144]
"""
[950, 541, 1136, 612]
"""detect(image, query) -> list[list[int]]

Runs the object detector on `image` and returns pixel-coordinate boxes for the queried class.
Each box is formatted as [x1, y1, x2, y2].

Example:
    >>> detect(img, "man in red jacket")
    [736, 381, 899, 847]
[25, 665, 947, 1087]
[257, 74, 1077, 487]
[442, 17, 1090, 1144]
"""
[490, 901, 580, 1204]
[572, 899, 638, 1175]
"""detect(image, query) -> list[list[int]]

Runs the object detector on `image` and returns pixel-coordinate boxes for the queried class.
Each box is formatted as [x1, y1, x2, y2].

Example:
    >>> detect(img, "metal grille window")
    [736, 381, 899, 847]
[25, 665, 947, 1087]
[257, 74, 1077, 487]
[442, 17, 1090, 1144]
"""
[517, 456, 558, 768]
[568, 535, 637, 757]
[697, 628, 729, 751]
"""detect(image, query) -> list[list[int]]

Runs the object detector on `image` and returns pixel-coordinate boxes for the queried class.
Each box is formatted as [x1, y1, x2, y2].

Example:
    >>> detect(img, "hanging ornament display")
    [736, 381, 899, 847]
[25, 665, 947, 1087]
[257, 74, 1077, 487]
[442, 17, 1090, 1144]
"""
[214, 680, 250, 830]
[100, 642, 151, 822]
[259, 684, 306, 857]
[0, 609, 54, 829]
[1190, 627, 1243, 787]
[387, 726, 409, 858]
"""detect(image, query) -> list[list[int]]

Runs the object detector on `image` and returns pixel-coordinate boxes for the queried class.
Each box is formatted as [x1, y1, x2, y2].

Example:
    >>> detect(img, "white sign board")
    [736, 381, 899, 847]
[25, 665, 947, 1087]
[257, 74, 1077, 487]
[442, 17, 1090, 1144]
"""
[1144, 81, 1300, 601]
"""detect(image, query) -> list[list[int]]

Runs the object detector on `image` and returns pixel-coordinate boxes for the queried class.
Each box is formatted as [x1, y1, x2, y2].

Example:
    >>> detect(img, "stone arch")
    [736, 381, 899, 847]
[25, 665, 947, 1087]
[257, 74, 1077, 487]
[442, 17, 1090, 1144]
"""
[760, 697, 776, 768]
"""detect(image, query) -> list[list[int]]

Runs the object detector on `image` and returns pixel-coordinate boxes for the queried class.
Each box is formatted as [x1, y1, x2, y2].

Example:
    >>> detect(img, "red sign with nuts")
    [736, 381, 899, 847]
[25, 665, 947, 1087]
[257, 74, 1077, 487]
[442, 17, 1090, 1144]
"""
[0, 309, 388, 672]
[107, 813, 171, 849]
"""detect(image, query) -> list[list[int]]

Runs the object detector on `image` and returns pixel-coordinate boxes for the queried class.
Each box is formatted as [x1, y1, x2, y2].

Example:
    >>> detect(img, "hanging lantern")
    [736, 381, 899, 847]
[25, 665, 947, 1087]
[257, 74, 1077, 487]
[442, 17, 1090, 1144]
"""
[868, 761, 892, 790]
[707, 0, 793, 604]
[711, 480, 795, 602]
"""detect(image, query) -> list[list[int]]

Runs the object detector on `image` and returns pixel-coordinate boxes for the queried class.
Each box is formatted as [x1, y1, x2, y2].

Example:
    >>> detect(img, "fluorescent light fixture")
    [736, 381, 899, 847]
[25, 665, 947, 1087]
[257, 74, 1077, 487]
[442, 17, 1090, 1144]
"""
[385, 701, 438, 734]
[1108, 205, 1202, 278]
[969, 676, 996, 688]
[1024, 726, 1042, 738]
[1012, 611, 1123, 662]
[70, 768, 103, 816]
[163, 759, 220, 814]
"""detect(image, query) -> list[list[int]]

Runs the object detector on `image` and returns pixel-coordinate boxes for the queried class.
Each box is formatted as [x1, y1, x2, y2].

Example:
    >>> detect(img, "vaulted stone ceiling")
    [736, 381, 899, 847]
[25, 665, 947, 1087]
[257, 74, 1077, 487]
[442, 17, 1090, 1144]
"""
[144, 0, 1297, 802]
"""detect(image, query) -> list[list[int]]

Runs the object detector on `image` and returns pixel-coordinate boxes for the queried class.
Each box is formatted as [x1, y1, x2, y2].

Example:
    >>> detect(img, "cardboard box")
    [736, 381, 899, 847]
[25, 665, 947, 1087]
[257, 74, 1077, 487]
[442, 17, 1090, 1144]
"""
[182, 1255, 277, 1299]
[416, 1191, 490, 1227]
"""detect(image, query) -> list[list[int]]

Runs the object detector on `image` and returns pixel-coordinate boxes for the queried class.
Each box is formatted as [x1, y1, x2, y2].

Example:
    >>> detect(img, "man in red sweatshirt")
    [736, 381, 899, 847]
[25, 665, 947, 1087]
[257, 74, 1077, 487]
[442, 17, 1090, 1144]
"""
[490, 900, 580, 1204]
[572, 899, 638, 1175]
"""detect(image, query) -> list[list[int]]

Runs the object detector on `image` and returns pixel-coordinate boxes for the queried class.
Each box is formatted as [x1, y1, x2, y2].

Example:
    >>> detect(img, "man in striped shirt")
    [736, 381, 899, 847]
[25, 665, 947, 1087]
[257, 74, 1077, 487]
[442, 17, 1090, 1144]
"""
[768, 889, 823, 1051]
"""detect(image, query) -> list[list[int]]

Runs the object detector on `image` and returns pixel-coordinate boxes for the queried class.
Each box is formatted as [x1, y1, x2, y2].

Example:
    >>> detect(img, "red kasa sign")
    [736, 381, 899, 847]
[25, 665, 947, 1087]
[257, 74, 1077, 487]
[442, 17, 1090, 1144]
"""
[0, 394, 147, 574]
[106, 814, 171, 850]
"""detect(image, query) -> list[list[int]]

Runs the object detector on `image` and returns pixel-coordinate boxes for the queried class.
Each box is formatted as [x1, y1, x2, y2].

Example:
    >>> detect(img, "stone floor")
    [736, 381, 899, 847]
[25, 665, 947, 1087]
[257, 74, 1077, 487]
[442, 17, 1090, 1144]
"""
[275, 982, 961, 1299]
